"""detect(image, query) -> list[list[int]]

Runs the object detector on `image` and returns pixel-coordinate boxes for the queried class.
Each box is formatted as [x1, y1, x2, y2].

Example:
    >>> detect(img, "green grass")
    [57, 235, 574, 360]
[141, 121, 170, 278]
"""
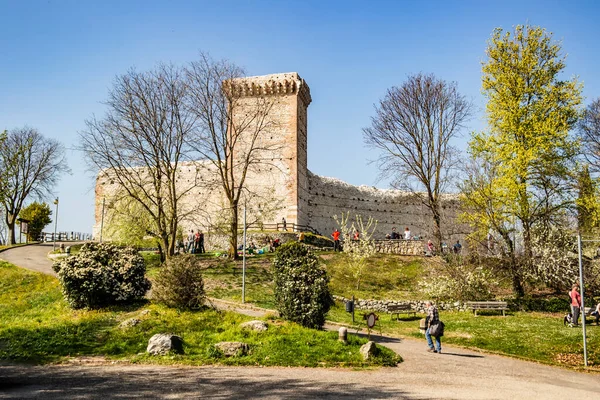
[0, 260, 400, 367]
[326, 302, 600, 369]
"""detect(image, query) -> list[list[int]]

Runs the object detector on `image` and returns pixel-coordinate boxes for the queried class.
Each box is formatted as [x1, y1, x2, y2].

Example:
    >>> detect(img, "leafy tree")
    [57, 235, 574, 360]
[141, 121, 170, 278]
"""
[363, 73, 472, 248]
[465, 25, 582, 296]
[576, 165, 600, 236]
[272, 242, 333, 329]
[18, 201, 52, 241]
[0, 127, 68, 245]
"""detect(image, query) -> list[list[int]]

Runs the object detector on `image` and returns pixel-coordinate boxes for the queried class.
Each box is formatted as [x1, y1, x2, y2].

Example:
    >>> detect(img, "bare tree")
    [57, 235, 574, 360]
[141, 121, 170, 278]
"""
[185, 53, 279, 258]
[579, 98, 600, 173]
[80, 64, 199, 261]
[0, 127, 68, 245]
[363, 73, 472, 248]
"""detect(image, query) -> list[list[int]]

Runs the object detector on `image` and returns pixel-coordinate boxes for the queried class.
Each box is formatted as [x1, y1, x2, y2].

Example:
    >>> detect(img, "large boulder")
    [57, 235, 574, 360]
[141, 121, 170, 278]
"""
[240, 320, 268, 332]
[214, 341, 249, 357]
[147, 334, 184, 355]
[359, 341, 379, 360]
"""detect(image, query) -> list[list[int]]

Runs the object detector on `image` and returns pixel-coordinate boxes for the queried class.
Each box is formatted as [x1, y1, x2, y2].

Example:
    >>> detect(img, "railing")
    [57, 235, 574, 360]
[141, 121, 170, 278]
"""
[243, 222, 321, 236]
[38, 232, 93, 242]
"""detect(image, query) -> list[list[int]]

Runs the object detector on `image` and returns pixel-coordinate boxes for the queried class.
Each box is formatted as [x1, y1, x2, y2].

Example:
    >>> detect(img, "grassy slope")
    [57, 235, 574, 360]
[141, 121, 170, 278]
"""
[0, 260, 400, 367]
[188, 250, 599, 369]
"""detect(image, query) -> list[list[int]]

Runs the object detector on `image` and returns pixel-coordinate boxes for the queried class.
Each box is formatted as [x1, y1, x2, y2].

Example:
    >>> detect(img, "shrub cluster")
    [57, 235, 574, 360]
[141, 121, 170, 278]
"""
[52, 242, 150, 309]
[272, 242, 334, 329]
[152, 254, 205, 309]
[420, 263, 496, 301]
[507, 297, 570, 312]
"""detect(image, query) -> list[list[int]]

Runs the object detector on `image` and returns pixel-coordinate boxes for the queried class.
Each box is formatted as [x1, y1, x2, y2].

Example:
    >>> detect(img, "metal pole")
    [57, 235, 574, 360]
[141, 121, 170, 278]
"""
[53, 198, 59, 251]
[242, 204, 247, 304]
[577, 233, 588, 367]
[99, 197, 106, 243]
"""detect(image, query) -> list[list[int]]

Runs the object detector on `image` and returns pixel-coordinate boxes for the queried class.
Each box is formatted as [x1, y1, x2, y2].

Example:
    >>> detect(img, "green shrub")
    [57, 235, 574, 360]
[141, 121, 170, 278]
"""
[272, 242, 334, 329]
[508, 297, 570, 312]
[52, 242, 150, 309]
[152, 254, 205, 309]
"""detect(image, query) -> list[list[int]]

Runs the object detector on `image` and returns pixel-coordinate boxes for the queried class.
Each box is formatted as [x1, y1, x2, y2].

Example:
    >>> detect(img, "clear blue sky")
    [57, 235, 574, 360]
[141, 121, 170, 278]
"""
[1, 0, 599, 234]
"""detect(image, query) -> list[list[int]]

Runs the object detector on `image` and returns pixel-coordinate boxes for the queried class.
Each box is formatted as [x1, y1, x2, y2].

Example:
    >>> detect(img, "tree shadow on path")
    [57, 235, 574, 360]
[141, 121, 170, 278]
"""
[0, 364, 432, 400]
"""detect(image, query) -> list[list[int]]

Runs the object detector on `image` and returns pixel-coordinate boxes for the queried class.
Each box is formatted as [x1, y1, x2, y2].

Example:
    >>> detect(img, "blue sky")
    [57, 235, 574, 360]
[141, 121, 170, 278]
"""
[1, 0, 599, 234]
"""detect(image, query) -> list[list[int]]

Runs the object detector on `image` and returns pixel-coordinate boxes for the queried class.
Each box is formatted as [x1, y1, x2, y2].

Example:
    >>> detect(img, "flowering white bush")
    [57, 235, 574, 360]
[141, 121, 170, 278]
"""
[272, 242, 334, 329]
[419, 264, 496, 301]
[52, 242, 151, 309]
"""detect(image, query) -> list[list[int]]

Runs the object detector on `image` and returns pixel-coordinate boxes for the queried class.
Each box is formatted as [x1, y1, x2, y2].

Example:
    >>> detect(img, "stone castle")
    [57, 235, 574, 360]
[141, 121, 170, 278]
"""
[94, 72, 464, 244]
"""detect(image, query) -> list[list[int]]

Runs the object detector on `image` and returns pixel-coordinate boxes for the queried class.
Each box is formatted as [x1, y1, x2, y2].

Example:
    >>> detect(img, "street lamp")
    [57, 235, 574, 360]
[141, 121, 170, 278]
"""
[53, 198, 59, 251]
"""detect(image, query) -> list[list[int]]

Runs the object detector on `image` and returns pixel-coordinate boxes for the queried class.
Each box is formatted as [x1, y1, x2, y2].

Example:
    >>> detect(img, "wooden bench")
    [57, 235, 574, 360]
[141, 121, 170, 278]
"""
[466, 301, 508, 316]
[387, 304, 417, 320]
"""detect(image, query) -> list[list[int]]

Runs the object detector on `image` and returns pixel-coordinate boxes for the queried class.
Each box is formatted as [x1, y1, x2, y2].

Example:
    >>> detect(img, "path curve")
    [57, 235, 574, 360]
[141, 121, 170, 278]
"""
[0, 243, 57, 276]
[1, 245, 599, 399]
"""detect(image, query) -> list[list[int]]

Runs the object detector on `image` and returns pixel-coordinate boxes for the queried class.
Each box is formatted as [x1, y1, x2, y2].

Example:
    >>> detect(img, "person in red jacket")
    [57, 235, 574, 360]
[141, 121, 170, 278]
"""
[332, 229, 341, 252]
[569, 283, 582, 327]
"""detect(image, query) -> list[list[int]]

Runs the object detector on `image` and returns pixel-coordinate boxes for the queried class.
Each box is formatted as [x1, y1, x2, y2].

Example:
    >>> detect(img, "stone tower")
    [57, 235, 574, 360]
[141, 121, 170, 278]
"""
[231, 72, 312, 226]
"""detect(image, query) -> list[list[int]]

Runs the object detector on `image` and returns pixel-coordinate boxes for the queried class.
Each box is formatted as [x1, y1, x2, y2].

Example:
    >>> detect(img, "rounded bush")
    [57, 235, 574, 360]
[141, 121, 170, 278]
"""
[272, 242, 334, 329]
[52, 242, 150, 309]
[152, 254, 205, 309]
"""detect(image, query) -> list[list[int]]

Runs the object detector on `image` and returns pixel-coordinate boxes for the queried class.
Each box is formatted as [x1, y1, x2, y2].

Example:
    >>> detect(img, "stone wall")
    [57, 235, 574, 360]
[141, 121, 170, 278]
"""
[93, 72, 469, 249]
[333, 295, 469, 313]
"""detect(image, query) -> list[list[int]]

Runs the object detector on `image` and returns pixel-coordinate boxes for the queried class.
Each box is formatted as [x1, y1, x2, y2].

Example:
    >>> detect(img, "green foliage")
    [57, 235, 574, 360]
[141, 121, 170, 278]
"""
[18, 201, 52, 241]
[52, 243, 151, 309]
[507, 297, 570, 313]
[272, 242, 334, 329]
[0, 260, 399, 367]
[153, 254, 205, 309]
[463, 25, 583, 297]
[576, 165, 600, 235]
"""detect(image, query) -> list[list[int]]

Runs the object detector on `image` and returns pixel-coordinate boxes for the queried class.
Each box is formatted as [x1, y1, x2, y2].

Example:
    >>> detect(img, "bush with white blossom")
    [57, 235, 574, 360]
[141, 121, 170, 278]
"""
[52, 242, 151, 309]
[272, 242, 334, 329]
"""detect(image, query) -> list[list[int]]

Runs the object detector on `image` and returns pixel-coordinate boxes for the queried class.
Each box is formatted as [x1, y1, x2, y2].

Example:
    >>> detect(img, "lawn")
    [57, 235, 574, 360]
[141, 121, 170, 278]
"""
[0, 260, 400, 367]
[327, 302, 600, 369]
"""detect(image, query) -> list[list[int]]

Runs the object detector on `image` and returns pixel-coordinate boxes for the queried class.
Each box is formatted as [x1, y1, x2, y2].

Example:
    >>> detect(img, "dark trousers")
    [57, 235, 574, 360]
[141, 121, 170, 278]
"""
[334, 240, 340, 251]
[571, 305, 580, 325]
[198, 241, 205, 254]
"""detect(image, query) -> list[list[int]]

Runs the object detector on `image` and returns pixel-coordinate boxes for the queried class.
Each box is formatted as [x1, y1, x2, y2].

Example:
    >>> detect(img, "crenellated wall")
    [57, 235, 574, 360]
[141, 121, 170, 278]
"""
[93, 72, 468, 247]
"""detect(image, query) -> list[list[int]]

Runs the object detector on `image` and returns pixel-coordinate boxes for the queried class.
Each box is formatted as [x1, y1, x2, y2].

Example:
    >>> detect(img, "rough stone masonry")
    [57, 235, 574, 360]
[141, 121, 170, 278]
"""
[94, 72, 466, 245]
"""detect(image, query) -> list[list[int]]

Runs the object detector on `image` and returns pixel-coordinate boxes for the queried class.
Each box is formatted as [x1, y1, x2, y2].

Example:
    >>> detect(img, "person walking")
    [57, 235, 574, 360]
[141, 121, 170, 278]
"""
[425, 300, 442, 353]
[569, 283, 582, 327]
[332, 229, 341, 252]
[281, 217, 287, 231]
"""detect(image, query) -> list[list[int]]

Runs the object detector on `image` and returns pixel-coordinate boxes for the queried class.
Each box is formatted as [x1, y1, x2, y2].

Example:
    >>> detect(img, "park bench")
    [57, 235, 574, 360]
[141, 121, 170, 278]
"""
[466, 301, 508, 317]
[387, 304, 417, 320]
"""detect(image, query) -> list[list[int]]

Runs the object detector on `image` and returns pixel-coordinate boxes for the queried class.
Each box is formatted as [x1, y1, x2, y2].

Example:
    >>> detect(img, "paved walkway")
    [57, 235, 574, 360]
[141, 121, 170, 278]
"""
[1, 245, 599, 399]
[0, 243, 61, 276]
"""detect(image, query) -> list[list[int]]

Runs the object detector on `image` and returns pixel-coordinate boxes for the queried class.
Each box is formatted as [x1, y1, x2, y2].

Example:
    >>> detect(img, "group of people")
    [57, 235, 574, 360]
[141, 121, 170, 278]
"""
[184, 229, 205, 254]
[568, 283, 600, 326]
[386, 227, 412, 240]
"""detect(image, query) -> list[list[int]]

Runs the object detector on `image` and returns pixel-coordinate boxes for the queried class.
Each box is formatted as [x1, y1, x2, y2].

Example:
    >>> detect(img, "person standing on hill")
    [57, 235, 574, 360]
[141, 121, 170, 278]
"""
[569, 283, 582, 327]
[332, 229, 341, 251]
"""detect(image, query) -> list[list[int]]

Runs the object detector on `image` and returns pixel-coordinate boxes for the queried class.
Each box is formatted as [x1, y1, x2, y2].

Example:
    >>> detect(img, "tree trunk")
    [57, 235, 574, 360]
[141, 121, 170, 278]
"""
[432, 208, 443, 251]
[501, 231, 524, 297]
[6, 212, 16, 245]
[229, 204, 239, 259]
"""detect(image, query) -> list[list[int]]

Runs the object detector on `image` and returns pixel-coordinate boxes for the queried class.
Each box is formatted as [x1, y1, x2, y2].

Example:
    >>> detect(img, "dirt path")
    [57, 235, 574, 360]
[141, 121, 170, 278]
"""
[1, 245, 599, 399]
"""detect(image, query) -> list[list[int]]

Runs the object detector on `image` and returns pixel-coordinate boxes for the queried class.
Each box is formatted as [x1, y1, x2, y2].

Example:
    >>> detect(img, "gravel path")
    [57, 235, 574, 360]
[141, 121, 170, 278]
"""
[0, 243, 59, 276]
[1, 245, 599, 399]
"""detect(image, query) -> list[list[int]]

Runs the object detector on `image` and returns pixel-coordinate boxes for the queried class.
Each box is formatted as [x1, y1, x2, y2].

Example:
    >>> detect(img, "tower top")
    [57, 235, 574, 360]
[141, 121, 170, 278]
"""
[227, 72, 311, 106]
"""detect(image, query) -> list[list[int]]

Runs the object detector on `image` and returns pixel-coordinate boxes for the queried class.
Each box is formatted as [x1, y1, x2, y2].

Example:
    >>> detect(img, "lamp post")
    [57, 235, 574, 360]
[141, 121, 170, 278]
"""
[52, 198, 59, 251]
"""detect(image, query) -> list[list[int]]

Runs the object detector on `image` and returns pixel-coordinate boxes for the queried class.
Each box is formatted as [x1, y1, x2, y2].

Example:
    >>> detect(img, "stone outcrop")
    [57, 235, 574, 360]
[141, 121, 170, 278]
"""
[240, 320, 268, 332]
[119, 318, 141, 329]
[359, 341, 379, 360]
[214, 341, 249, 357]
[147, 334, 184, 355]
